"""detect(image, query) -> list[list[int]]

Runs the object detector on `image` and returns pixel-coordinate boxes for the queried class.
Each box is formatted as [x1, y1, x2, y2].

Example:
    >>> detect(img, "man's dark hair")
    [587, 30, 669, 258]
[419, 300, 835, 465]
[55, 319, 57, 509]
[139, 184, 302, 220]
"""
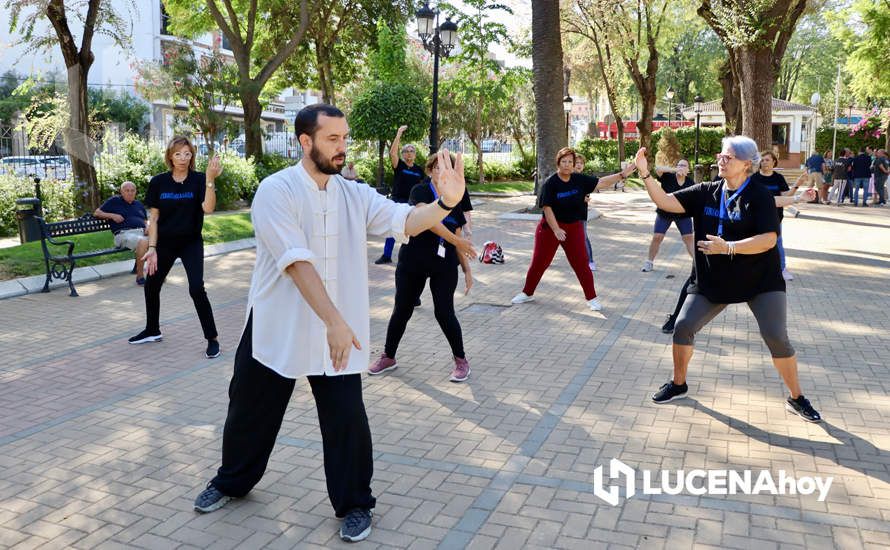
[294, 103, 345, 141]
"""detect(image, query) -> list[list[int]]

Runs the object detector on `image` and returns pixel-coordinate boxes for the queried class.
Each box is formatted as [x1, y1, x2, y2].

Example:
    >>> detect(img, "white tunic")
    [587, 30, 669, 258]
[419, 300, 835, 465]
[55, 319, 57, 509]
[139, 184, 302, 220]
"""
[247, 161, 412, 378]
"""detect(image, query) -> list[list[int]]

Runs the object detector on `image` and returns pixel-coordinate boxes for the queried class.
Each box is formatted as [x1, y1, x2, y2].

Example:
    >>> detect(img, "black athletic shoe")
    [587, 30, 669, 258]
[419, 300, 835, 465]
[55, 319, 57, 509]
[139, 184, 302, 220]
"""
[652, 381, 688, 403]
[206, 340, 221, 359]
[661, 314, 676, 334]
[785, 395, 822, 423]
[128, 329, 162, 344]
[340, 509, 372, 542]
[194, 483, 231, 513]
[374, 256, 392, 265]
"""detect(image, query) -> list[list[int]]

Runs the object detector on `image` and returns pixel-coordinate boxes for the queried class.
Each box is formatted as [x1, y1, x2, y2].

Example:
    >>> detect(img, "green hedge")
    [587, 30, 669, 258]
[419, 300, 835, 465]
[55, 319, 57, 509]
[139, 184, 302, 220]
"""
[575, 126, 725, 172]
[0, 174, 78, 236]
[815, 126, 884, 154]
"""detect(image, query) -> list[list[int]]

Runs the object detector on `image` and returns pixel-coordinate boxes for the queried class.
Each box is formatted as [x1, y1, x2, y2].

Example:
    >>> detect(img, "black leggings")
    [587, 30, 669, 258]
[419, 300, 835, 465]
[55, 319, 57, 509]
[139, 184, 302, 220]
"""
[384, 261, 465, 359]
[673, 291, 795, 358]
[211, 313, 375, 517]
[144, 236, 217, 340]
[671, 267, 697, 319]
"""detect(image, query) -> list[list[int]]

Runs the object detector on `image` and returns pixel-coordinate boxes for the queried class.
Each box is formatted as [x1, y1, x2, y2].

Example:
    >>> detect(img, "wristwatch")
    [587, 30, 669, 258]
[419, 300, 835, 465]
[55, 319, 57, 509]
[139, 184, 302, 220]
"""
[436, 197, 455, 210]
[206, 182, 215, 189]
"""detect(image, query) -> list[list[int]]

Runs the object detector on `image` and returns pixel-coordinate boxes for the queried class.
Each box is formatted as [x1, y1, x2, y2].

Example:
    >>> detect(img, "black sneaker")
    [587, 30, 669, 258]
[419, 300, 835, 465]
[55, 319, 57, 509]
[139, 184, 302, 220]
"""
[206, 340, 221, 359]
[652, 381, 688, 403]
[785, 395, 822, 423]
[340, 508, 372, 542]
[661, 314, 676, 334]
[193, 483, 231, 513]
[128, 329, 162, 344]
[374, 256, 392, 265]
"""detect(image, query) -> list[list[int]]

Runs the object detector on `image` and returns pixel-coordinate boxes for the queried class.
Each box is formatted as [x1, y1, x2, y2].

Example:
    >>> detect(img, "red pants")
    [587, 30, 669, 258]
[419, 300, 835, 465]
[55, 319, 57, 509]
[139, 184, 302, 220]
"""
[522, 219, 597, 300]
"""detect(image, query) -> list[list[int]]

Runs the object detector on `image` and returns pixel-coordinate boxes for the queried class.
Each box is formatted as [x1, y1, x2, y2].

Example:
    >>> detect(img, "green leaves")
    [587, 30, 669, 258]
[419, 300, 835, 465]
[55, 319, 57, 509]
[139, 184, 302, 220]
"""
[349, 83, 429, 143]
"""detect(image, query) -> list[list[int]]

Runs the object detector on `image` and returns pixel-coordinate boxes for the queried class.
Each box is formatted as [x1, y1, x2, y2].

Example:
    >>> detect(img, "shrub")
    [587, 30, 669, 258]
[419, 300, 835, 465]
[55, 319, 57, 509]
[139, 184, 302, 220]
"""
[196, 152, 255, 210]
[95, 133, 167, 199]
[0, 174, 77, 236]
[512, 153, 536, 179]
[253, 153, 297, 201]
[815, 125, 884, 155]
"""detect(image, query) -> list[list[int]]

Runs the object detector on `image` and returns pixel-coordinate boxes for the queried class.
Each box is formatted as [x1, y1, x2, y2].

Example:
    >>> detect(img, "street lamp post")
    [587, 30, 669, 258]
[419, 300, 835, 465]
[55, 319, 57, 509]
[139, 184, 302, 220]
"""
[416, 2, 458, 154]
[563, 95, 573, 145]
[666, 86, 675, 125]
[693, 95, 703, 172]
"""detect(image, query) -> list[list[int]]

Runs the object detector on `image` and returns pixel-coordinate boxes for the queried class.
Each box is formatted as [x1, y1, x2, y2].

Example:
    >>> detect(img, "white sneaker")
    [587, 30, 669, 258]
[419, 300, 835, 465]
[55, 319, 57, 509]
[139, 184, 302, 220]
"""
[782, 269, 794, 281]
[641, 260, 654, 272]
[587, 297, 603, 311]
[588, 261, 597, 271]
[511, 292, 535, 304]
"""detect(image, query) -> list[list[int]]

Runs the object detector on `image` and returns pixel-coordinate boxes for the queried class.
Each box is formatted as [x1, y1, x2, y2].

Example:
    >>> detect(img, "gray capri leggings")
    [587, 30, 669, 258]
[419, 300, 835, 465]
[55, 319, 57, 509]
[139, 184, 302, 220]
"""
[673, 291, 795, 358]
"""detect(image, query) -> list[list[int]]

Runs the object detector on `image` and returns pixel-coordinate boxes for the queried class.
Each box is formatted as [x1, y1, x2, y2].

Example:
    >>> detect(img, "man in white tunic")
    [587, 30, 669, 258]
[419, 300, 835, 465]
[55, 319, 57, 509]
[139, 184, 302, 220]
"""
[193, 104, 467, 543]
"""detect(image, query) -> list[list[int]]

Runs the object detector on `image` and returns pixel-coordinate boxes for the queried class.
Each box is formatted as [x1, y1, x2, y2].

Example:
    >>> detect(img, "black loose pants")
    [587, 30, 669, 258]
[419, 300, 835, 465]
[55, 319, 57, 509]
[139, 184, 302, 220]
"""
[210, 313, 376, 517]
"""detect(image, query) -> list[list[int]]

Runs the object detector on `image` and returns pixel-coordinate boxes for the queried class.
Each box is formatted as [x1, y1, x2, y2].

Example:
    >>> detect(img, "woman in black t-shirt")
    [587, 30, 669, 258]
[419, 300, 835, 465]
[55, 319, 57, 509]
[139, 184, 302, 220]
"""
[511, 147, 633, 311]
[635, 136, 821, 423]
[369, 152, 477, 383]
[128, 136, 223, 359]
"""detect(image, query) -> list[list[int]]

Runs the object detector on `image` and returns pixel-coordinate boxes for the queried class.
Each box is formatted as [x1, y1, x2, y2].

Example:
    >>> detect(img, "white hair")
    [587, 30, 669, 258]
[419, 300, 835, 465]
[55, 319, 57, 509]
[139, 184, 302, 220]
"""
[722, 136, 761, 175]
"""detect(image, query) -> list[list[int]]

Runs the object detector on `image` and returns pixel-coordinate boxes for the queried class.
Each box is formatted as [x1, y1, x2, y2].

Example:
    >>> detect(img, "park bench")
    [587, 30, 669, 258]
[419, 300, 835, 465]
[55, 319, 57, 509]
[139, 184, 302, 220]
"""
[36, 214, 133, 296]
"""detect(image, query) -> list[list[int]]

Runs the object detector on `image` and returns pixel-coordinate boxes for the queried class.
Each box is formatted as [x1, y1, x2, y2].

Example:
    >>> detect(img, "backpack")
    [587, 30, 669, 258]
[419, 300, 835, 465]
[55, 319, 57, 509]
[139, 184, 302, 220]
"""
[479, 241, 504, 264]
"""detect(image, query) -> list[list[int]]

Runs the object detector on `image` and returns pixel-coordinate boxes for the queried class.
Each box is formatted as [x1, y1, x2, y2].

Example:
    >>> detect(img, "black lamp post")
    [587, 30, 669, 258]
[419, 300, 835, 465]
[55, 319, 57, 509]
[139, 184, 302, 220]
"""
[416, 2, 458, 154]
[693, 95, 703, 169]
[563, 95, 573, 144]
[666, 86, 675, 124]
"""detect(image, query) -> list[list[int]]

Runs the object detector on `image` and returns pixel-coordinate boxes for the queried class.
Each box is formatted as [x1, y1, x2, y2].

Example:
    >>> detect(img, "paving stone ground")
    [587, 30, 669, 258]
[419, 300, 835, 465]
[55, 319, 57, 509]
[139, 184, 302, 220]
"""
[1, 190, 889, 549]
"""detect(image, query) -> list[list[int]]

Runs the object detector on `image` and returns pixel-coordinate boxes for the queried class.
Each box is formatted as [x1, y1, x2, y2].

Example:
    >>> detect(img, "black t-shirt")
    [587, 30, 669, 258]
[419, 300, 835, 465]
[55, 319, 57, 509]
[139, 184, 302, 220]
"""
[391, 159, 425, 202]
[144, 171, 207, 242]
[656, 172, 694, 220]
[398, 181, 468, 268]
[851, 154, 872, 179]
[673, 180, 784, 304]
[750, 171, 789, 224]
[832, 157, 850, 179]
[539, 172, 599, 223]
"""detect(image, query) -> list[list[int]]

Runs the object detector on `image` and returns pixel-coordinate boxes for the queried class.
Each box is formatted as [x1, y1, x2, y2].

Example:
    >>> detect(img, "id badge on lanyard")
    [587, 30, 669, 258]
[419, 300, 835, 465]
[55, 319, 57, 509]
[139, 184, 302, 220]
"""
[718, 177, 751, 237]
[429, 181, 447, 258]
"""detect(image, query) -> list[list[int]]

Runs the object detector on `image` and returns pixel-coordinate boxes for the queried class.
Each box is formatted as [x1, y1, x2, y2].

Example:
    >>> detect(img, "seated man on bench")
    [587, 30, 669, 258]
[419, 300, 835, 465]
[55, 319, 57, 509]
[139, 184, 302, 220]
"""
[94, 181, 150, 285]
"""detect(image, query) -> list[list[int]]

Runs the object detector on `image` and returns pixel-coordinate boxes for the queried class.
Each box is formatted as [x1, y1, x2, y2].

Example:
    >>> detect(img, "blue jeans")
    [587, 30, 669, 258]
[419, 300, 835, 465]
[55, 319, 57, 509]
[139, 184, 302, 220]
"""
[852, 178, 870, 205]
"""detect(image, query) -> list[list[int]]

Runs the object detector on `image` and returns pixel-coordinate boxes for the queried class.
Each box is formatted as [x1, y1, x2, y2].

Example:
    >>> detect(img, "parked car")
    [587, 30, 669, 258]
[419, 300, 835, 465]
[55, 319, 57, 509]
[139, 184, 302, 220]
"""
[481, 139, 502, 153]
[40, 156, 71, 179]
[1, 156, 44, 178]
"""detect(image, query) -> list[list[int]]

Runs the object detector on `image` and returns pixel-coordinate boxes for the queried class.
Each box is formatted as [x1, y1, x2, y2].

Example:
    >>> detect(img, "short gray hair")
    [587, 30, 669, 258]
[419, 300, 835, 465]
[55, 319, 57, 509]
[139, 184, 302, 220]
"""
[723, 136, 761, 175]
[120, 181, 137, 191]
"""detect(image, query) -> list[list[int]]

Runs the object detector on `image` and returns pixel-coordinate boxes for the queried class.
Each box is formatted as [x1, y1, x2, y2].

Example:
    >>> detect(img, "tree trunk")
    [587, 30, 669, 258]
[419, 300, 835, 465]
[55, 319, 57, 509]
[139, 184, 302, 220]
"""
[531, 0, 565, 196]
[66, 64, 99, 213]
[316, 44, 335, 105]
[718, 57, 742, 135]
[638, 81, 656, 155]
[736, 48, 776, 151]
[240, 88, 264, 159]
[616, 115, 625, 163]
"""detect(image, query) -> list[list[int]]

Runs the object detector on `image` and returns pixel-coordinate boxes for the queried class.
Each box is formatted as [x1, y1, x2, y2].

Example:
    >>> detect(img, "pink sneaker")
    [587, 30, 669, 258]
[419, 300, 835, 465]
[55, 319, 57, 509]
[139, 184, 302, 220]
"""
[368, 353, 397, 375]
[450, 356, 470, 382]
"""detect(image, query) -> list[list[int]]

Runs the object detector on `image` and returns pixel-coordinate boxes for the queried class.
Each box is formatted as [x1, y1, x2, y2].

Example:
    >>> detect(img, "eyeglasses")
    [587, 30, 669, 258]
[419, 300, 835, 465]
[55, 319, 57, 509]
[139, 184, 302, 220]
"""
[716, 153, 737, 163]
[172, 152, 193, 160]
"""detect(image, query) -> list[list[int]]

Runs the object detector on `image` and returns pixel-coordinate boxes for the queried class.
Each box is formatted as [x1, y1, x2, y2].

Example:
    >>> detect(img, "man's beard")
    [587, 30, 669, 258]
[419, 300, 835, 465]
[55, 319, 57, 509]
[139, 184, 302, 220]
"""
[311, 147, 345, 175]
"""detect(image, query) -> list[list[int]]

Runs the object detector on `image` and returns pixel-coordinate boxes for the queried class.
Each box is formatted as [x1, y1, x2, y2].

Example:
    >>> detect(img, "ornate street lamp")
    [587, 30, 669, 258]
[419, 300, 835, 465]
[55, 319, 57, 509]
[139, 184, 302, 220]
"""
[693, 94, 704, 170]
[416, 2, 458, 154]
[563, 95, 573, 144]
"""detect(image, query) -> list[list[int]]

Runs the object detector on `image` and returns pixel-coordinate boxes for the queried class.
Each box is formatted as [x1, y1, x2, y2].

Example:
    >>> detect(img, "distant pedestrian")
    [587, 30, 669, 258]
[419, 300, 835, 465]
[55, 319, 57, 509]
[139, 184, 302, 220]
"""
[375, 125, 424, 264]
[851, 148, 872, 206]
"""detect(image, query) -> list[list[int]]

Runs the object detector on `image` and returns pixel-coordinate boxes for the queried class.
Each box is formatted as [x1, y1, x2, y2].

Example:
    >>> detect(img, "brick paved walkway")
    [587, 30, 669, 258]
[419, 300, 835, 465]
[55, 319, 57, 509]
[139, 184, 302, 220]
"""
[1, 192, 888, 549]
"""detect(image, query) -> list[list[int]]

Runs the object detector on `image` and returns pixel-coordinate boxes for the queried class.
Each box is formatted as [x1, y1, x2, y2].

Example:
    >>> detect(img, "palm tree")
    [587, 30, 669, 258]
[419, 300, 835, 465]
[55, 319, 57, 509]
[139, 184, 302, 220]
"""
[532, 0, 566, 196]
